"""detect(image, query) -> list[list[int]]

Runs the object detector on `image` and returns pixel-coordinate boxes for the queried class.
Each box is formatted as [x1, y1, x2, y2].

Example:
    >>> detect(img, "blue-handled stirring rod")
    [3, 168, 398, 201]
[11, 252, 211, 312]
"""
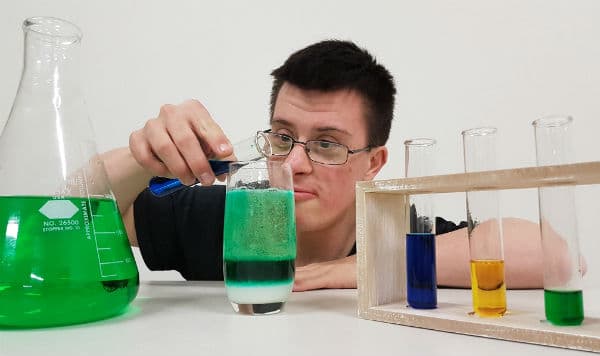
[148, 132, 270, 197]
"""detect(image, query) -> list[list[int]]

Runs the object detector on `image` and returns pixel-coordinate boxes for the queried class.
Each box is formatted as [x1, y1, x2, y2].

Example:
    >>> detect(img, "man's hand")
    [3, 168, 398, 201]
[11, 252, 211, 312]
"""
[293, 255, 357, 291]
[129, 99, 233, 186]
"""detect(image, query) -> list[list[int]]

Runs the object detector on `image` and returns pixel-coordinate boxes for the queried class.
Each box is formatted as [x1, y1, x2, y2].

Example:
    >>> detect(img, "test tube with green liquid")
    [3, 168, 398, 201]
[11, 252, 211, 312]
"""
[533, 116, 584, 326]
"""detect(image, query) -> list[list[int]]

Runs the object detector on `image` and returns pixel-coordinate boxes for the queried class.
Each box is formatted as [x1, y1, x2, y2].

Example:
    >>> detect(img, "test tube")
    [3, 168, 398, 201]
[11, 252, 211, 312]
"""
[462, 127, 507, 317]
[405, 138, 437, 309]
[148, 132, 270, 197]
[533, 116, 584, 326]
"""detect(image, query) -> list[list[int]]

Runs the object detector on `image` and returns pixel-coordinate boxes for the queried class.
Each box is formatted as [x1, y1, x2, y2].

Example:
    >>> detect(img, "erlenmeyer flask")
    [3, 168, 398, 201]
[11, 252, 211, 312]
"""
[0, 17, 139, 327]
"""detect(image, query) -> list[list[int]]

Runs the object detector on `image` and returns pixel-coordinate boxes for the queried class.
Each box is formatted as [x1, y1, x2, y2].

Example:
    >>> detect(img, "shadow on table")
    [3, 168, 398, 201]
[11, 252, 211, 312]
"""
[141, 281, 360, 317]
[134, 280, 233, 315]
[0, 281, 235, 331]
[288, 290, 357, 316]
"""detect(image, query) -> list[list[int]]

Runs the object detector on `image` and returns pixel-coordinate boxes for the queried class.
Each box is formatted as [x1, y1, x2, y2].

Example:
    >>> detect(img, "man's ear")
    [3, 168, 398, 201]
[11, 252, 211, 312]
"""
[363, 146, 387, 181]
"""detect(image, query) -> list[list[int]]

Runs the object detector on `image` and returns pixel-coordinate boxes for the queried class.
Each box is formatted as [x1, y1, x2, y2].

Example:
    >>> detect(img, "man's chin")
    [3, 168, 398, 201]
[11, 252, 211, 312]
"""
[294, 204, 322, 230]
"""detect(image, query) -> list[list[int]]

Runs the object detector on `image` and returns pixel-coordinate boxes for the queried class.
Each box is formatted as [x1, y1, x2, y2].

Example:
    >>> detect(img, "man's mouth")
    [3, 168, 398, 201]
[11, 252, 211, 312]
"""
[293, 187, 317, 201]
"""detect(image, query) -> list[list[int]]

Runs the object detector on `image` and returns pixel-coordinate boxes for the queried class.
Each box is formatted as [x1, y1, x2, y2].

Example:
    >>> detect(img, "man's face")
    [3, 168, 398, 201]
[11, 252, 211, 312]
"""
[270, 83, 386, 234]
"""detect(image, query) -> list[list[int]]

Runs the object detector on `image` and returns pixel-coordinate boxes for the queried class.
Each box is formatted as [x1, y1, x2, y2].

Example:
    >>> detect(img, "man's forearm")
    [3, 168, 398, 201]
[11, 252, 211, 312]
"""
[101, 147, 153, 214]
[436, 218, 544, 289]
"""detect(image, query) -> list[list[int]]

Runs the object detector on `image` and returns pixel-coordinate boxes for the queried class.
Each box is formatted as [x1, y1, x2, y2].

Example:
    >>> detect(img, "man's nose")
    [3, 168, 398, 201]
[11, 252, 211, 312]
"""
[285, 143, 313, 175]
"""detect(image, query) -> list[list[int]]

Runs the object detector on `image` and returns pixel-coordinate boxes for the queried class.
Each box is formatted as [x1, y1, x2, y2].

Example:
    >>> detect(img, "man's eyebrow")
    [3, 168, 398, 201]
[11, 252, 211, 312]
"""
[271, 118, 295, 128]
[271, 118, 351, 136]
[315, 126, 351, 136]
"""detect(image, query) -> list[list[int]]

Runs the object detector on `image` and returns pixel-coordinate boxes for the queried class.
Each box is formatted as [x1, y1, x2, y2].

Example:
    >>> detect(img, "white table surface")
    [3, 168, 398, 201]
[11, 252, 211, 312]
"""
[0, 278, 593, 356]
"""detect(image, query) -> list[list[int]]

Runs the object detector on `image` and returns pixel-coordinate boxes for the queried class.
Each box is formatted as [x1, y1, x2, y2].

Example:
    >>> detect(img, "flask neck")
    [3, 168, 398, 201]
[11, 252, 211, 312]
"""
[19, 28, 82, 94]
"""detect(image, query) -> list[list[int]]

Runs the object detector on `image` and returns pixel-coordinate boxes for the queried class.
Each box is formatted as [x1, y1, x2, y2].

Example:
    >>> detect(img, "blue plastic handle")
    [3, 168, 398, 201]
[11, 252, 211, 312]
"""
[148, 160, 232, 197]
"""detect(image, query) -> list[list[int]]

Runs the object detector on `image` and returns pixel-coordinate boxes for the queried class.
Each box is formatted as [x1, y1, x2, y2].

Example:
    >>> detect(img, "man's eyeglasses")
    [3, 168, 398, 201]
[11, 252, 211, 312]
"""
[256, 129, 371, 165]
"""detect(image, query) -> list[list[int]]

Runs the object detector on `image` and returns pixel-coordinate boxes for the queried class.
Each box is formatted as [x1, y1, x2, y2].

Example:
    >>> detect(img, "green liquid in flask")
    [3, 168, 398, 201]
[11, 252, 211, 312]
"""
[0, 196, 139, 328]
[544, 289, 584, 326]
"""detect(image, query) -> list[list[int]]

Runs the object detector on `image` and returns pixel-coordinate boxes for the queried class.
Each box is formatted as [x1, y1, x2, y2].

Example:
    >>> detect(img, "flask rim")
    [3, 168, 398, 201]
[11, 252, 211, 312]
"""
[23, 17, 82, 45]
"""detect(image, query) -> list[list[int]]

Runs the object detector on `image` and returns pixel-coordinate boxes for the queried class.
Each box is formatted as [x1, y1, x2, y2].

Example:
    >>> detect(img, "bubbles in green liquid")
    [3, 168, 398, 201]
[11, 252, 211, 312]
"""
[223, 189, 296, 261]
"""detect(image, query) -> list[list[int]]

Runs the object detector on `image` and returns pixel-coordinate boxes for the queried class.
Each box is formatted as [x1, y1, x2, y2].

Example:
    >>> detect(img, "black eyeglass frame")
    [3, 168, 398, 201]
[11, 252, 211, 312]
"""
[258, 129, 372, 165]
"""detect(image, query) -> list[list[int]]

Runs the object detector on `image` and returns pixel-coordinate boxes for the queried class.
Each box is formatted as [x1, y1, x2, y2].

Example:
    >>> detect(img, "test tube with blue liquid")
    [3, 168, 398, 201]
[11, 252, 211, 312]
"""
[533, 116, 584, 326]
[149, 132, 270, 197]
[405, 138, 437, 309]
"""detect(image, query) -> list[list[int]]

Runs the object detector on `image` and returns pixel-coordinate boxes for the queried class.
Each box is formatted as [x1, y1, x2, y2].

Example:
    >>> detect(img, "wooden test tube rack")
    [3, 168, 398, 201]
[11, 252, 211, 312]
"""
[356, 161, 600, 352]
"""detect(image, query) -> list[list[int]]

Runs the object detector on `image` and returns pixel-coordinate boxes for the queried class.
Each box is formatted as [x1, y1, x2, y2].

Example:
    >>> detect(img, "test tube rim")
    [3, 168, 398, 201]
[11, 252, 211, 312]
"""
[404, 138, 437, 147]
[532, 115, 573, 128]
[461, 127, 497, 137]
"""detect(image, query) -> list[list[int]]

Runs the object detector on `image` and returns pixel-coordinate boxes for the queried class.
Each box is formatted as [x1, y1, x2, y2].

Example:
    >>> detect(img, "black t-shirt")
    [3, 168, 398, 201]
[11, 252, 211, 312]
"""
[134, 185, 467, 280]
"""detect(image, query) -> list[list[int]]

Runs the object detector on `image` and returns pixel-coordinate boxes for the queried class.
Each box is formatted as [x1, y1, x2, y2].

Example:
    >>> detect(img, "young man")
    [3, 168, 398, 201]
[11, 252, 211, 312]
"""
[103, 40, 544, 291]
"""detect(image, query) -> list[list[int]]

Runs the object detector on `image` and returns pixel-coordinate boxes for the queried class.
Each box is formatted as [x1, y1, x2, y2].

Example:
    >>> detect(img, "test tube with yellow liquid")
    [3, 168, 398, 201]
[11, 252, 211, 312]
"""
[462, 127, 507, 317]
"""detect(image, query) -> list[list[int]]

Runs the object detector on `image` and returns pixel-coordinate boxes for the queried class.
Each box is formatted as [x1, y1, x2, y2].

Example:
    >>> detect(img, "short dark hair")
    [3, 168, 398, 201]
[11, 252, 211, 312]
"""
[270, 40, 396, 147]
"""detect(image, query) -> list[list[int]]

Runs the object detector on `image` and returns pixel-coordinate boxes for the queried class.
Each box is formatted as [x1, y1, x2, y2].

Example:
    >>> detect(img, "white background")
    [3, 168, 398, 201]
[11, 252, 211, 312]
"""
[1, 1, 599, 285]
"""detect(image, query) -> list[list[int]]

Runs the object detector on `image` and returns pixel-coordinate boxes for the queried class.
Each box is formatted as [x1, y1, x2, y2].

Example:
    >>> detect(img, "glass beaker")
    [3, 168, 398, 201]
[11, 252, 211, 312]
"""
[462, 127, 506, 317]
[223, 160, 296, 315]
[0, 17, 139, 328]
[404, 139, 437, 309]
[533, 116, 584, 326]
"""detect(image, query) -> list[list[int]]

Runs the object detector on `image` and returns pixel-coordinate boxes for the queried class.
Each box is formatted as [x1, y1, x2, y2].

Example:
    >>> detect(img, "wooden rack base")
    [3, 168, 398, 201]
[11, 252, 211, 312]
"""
[356, 161, 600, 352]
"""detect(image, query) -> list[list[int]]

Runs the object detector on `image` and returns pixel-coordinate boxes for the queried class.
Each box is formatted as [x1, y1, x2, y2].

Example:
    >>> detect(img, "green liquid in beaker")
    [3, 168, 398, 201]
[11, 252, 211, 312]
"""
[544, 289, 584, 326]
[0, 196, 139, 328]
